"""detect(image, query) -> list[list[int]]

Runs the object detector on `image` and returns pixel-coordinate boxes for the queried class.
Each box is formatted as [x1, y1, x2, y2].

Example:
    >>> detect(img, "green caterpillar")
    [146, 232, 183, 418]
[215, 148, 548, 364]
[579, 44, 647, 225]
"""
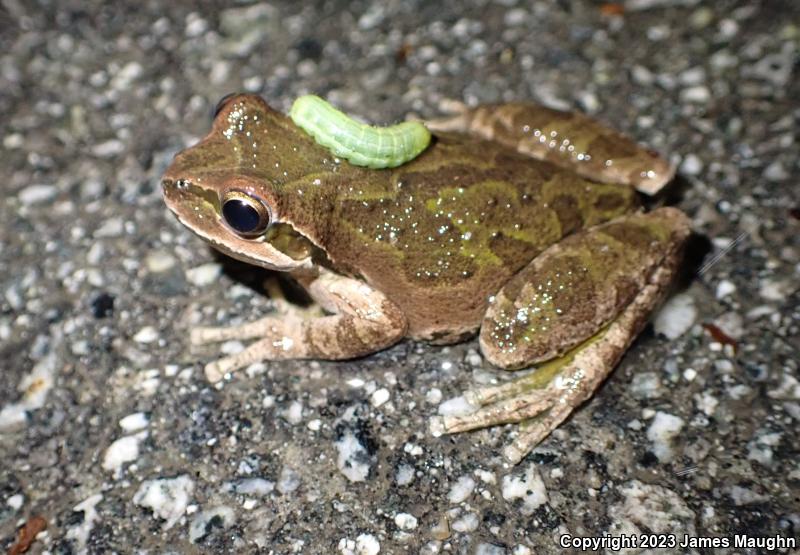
[289, 95, 431, 169]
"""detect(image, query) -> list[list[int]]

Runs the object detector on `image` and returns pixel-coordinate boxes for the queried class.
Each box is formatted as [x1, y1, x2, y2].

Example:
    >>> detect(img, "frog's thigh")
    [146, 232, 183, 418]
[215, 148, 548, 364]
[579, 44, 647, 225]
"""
[479, 207, 691, 370]
[426, 102, 674, 194]
[199, 271, 407, 382]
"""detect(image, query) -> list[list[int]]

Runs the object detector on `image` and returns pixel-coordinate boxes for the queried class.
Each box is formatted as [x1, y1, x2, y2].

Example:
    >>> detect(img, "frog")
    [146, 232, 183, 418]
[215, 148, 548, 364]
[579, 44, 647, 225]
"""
[161, 93, 690, 464]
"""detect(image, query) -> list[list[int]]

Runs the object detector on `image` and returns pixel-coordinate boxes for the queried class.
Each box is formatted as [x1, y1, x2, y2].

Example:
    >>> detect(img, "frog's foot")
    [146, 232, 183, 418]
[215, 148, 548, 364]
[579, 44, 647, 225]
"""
[431, 263, 674, 464]
[430, 208, 691, 464]
[190, 270, 407, 383]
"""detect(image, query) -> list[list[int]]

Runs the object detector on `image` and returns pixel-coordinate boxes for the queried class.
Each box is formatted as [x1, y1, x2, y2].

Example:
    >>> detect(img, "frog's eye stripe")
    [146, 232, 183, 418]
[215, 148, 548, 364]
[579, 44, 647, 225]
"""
[289, 95, 431, 169]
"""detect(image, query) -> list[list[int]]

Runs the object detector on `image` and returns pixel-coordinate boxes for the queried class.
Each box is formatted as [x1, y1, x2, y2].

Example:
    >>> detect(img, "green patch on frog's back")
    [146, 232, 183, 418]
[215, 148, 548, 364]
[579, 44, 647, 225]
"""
[324, 133, 640, 292]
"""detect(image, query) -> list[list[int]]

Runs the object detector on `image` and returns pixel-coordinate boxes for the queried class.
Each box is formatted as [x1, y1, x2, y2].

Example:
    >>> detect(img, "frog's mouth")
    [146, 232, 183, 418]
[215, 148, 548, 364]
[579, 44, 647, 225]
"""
[161, 177, 311, 272]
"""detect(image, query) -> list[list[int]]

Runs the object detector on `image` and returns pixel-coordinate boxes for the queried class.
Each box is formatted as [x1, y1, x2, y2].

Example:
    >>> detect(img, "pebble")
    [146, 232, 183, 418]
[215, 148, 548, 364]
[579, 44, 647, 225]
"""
[501, 464, 547, 515]
[119, 412, 149, 432]
[653, 293, 697, 339]
[370, 388, 390, 407]
[18, 184, 58, 205]
[679, 153, 703, 176]
[393, 512, 418, 530]
[715, 279, 736, 299]
[277, 468, 301, 494]
[145, 251, 177, 273]
[6, 494, 23, 510]
[132, 475, 195, 529]
[102, 431, 148, 474]
[451, 511, 479, 532]
[186, 263, 222, 287]
[763, 161, 788, 181]
[680, 85, 711, 103]
[133, 326, 159, 344]
[646, 411, 684, 462]
[189, 506, 235, 542]
[65, 494, 103, 552]
[395, 464, 415, 486]
[447, 475, 476, 504]
[335, 429, 372, 482]
[229, 478, 275, 496]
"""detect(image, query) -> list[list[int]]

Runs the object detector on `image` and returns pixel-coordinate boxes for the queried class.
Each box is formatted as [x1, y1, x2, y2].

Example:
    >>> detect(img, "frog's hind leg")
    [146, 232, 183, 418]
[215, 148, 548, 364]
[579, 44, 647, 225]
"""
[191, 270, 407, 382]
[425, 102, 674, 195]
[430, 207, 690, 464]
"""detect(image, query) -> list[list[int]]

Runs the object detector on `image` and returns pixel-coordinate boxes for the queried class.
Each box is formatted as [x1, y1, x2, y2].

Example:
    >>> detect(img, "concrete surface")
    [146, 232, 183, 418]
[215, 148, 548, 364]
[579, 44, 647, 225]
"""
[1, 0, 798, 553]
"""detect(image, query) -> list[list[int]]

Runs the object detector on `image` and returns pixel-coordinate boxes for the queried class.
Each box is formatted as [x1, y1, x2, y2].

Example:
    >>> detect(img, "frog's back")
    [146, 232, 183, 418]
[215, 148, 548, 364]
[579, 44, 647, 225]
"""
[323, 132, 639, 342]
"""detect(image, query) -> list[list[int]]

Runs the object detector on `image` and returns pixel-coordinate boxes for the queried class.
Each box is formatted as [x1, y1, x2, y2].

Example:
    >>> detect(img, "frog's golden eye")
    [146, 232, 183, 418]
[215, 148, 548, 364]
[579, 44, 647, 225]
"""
[213, 92, 242, 119]
[221, 191, 271, 237]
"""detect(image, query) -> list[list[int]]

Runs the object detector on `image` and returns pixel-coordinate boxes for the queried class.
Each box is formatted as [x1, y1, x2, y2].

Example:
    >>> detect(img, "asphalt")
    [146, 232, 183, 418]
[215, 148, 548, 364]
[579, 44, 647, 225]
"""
[1, 1, 798, 553]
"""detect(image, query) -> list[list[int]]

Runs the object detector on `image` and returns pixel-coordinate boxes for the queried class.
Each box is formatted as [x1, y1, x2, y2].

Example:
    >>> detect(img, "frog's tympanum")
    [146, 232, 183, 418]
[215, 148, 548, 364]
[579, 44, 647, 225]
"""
[162, 94, 690, 464]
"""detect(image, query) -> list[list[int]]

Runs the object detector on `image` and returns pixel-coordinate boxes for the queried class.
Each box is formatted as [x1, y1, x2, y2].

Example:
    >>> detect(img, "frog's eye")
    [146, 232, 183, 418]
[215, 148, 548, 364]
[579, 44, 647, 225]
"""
[213, 92, 242, 119]
[221, 191, 271, 237]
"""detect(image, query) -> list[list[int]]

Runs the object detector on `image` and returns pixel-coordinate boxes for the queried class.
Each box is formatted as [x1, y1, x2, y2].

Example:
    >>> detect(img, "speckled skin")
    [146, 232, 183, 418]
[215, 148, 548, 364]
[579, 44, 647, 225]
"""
[162, 93, 690, 458]
[163, 94, 665, 344]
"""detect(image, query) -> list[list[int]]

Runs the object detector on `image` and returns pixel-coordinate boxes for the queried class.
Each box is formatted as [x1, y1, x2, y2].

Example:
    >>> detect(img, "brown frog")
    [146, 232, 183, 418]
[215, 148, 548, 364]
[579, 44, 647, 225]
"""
[161, 94, 689, 463]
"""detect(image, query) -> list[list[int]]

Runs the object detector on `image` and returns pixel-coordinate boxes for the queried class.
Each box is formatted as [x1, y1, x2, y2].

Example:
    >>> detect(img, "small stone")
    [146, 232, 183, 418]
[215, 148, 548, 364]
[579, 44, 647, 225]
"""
[335, 429, 372, 482]
[133, 326, 159, 344]
[680, 85, 711, 103]
[119, 412, 149, 432]
[501, 464, 547, 515]
[763, 161, 788, 182]
[653, 293, 697, 339]
[451, 511, 479, 532]
[186, 263, 222, 287]
[715, 279, 736, 299]
[146, 251, 176, 273]
[18, 184, 58, 205]
[189, 506, 235, 542]
[447, 475, 476, 504]
[102, 431, 148, 474]
[355, 533, 380, 555]
[133, 475, 195, 530]
[6, 494, 24, 510]
[646, 411, 684, 462]
[277, 468, 301, 494]
[394, 512, 418, 530]
[679, 153, 703, 176]
[370, 388, 390, 407]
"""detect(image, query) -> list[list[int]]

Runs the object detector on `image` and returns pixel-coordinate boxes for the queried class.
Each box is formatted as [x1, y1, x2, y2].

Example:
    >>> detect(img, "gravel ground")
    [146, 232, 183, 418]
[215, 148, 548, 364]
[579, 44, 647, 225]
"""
[1, 1, 799, 553]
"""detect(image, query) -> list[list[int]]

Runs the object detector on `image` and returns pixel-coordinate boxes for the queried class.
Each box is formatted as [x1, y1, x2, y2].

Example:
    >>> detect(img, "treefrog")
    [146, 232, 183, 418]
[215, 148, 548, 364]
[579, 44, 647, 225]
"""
[161, 94, 690, 464]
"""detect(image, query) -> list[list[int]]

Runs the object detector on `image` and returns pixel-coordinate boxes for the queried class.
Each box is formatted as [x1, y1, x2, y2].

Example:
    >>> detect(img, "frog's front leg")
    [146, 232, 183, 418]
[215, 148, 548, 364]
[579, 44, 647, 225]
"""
[426, 102, 674, 195]
[430, 207, 690, 464]
[191, 270, 407, 382]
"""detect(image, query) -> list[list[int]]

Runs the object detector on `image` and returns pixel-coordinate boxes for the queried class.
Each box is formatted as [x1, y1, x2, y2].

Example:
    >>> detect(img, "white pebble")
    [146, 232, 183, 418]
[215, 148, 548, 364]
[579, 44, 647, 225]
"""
[6, 493, 23, 510]
[355, 533, 380, 555]
[679, 153, 703, 176]
[18, 184, 57, 205]
[452, 511, 480, 532]
[335, 430, 372, 482]
[189, 506, 235, 542]
[277, 468, 301, 493]
[448, 475, 476, 504]
[646, 411, 684, 462]
[133, 475, 194, 529]
[425, 388, 443, 404]
[680, 85, 711, 103]
[119, 412, 149, 432]
[653, 293, 697, 340]
[102, 432, 148, 474]
[394, 512, 418, 530]
[715, 279, 736, 299]
[370, 388, 390, 407]
[501, 464, 547, 515]
[133, 326, 159, 344]
[186, 263, 222, 287]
